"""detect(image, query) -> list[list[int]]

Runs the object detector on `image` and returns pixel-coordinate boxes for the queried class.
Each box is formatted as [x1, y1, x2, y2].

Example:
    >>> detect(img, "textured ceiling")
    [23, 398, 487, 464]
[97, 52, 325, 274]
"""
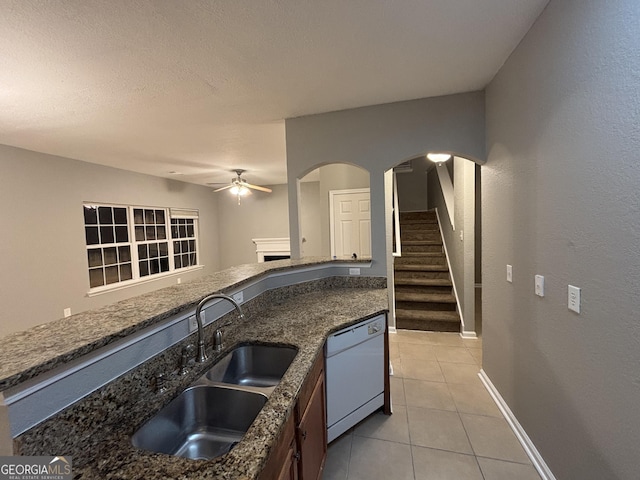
[0, 0, 548, 186]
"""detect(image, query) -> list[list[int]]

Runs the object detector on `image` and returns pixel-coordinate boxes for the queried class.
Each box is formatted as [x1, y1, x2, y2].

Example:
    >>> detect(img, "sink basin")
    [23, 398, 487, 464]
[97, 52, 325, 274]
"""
[132, 385, 267, 460]
[204, 344, 298, 389]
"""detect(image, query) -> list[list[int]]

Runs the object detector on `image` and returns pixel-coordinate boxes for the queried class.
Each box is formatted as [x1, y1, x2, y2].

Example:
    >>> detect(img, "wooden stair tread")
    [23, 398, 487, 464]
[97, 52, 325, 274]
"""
[394, 264, 449, 272]
[394, 278, 453, 287]
[395, 292, 456, 303]
[395, 309, 460, 322]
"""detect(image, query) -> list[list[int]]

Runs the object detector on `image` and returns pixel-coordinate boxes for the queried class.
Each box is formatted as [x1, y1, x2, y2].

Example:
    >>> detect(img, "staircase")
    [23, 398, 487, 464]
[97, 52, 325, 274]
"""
[394, 211, 461, 332]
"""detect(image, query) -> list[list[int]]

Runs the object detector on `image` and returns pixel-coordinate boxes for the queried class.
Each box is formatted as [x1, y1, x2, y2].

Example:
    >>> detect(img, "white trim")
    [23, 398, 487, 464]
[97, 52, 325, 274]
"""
[87, 265, 203, 297]
[434, 207, 464, 329]
[392, 172, 401, 256]
[388, 326, 397, 334]
[478, 370, 557, 480]
[329, 188, 371, 258]
[460, 331, 477, 339]
[252, 237, 291, 262]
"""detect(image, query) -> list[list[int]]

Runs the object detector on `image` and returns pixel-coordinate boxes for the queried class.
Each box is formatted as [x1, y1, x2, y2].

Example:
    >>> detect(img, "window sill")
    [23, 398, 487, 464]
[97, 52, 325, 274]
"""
[86, 265, 204, 297]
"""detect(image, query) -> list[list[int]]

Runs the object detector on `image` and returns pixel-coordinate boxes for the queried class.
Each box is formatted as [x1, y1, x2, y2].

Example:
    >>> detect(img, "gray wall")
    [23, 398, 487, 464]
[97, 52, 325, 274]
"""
[396, 157, 429, 212]
[217, 182, 322, 268]
[0, 144, 220, 337]
[427, 158, 476, 333]
[286, 92, 486, 276]
[484, 0, 640, 478]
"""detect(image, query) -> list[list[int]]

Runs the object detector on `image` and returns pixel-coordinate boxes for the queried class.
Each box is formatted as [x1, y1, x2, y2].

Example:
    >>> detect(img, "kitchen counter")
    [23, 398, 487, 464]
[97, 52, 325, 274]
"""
[6, 259, 387, 479]
[0, 257, 371, 391]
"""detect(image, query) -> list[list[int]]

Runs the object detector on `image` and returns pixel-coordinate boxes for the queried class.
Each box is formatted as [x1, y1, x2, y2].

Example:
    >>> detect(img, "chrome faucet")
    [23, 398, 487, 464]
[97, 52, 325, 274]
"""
[194, 293, 245, 362]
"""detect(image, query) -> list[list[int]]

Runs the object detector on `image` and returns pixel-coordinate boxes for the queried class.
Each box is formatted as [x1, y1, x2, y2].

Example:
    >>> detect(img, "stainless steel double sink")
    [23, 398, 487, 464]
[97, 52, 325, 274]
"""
[131, 344, 298, 460]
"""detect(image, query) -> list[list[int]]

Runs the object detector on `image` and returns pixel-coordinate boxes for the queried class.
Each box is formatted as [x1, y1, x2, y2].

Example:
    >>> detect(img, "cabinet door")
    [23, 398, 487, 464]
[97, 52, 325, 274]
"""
[297, 372, 327, 480]
[276, 440, 298, 480]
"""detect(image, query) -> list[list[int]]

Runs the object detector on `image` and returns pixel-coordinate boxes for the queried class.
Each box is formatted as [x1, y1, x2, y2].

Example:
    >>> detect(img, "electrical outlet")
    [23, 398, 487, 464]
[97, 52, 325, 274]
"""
[188, 315, 198, 333]
[232, 291, 244, 304]
[507, 265, 513, 283]
[568, 285, 581, 313]
[177, 277, 181, 284]
[349, 268, 361, 276]
[535, 275, 545, 297]
[63, 308, 71, 318]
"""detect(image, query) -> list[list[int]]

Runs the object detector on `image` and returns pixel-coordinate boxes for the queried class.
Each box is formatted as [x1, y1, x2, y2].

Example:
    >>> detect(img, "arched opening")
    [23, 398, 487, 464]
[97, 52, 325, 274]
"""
[384, 153, 481, 337]
[298, 163, 371, 259]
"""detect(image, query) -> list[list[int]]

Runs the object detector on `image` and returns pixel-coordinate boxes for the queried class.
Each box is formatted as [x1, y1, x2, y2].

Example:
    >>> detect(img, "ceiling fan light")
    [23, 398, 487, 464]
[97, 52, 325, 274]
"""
[230, 185, 250, 196]
[427, 153, 452, 163]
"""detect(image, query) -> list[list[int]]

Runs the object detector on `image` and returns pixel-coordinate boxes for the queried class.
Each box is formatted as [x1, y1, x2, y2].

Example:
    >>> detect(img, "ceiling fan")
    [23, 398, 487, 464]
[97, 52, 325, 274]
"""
[210, 169, 272, 204]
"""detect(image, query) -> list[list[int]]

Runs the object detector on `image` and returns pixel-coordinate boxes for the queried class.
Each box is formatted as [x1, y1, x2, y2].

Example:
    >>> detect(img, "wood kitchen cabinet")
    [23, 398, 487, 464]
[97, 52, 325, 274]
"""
[295, 357, 326, 480]
[259, 352, 326, 480]
[258, 411, 298, 480]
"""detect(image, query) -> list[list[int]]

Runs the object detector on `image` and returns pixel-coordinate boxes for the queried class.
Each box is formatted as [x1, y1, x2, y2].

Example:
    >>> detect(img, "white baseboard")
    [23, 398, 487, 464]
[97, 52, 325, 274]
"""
[478, 370, 556, 480]
[460, 331, 478, 339]
[388, 326, 397, 334]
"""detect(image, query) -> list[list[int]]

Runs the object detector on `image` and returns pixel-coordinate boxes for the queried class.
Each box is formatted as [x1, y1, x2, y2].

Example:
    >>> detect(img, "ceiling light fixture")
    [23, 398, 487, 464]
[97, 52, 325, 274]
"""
[427, 153, 452, 163]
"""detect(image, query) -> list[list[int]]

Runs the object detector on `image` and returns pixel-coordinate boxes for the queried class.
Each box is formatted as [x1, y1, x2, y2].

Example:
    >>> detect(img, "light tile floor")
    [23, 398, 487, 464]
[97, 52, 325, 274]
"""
[323, 330, 542, 480]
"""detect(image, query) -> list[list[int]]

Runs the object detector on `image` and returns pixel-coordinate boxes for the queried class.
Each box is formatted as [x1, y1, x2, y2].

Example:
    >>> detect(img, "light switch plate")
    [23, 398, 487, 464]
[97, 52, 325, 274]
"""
[535, 275, 545, 297]
[568, 285, 581, 313]
[507, 265, 513, 283]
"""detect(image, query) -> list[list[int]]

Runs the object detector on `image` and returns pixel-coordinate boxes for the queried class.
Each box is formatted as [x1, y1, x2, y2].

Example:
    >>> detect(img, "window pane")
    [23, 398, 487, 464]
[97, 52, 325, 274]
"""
[114, 208, 128, 225]
[146, 226, 156, 240]
[115, 226, 129, 243]
[156, 225, 166, 240]
[160, 257, 169, 272]
[134, 208, 144, 225]
[181, 240, 189, 252]
[138, 244, 148, 260]
[190, 253, 197, 266]
[149, 243, 158, 258]
[155, 210, 165, 224]
[135, 226, 145, 242]
[187, 224, 194, 237]
[174, 255, 182, 268]
[171, 225, 179, 238]
[85, 227, 99, 245]
[84, 206, 98, 225]
[98, 207, 113, 225]
[118, 246, 131, 262]
[179, 225, 187, 237]
[159, 242, 168, 256]
[145, 209, 155, 224]
[182, 253, 189, 266]
[87, 249, 103, 268]
[105, 266, 119, 284]
[189, 239, 195, 251]
[150, 258, 160, 275]
[103, 247, 117, 265]
[139, 261, 149, 277]
[173, 240, 181, 253]
[89, 268, 104, 288]
[120, 263, 132, 281]
[100, 226, 115, 244]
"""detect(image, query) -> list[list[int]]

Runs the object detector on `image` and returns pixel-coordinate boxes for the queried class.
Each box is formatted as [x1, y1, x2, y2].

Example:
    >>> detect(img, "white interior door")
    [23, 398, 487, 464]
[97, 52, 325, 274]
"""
[330, 188, 371, 258]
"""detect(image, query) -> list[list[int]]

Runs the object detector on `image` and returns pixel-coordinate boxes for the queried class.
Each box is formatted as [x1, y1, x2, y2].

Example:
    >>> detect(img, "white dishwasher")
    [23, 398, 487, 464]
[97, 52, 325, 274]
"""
[325, 314, 386, 442]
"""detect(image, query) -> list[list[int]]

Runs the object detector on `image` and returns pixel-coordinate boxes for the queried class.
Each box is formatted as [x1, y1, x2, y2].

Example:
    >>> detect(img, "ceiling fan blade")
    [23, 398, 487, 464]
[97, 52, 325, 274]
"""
[212, 184, 234, 193]
[244, 183, 272, 193]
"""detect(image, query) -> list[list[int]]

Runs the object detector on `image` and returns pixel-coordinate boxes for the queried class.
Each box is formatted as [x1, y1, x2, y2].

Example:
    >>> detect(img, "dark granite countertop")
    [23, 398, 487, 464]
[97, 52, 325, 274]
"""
[0, 257, 371, 392]
[18, 286, 388, 479]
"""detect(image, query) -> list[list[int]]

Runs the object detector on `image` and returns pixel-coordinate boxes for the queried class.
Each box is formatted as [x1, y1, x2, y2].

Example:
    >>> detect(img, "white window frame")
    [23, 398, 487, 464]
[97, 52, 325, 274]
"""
[84, 203, 202, 296]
